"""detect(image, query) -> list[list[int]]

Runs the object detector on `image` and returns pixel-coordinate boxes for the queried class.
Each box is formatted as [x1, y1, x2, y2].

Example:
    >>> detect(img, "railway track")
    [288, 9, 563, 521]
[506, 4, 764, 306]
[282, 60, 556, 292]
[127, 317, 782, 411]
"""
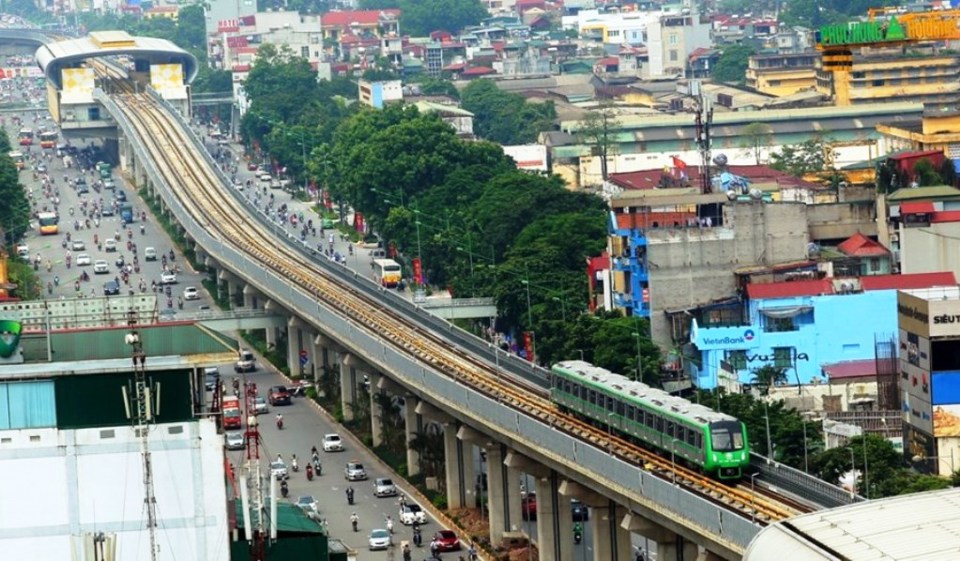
[105, 83, 808, 526]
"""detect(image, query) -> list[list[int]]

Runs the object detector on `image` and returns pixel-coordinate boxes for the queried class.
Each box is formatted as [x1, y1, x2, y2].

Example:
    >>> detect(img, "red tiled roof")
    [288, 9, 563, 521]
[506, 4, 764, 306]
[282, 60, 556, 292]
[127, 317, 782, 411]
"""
[932, 210, 960, 223]
[860, 272, 957, 291]
[837, 232, 890, 257]
[462, 66, 495, 76]
[443, 62, 467, 71]
[322, 9, 400, 27]
[822, 359, 877, 380]
[597, 56, 619, 66]
[888, 150, 942, 162]
[746, 279, 834, 300]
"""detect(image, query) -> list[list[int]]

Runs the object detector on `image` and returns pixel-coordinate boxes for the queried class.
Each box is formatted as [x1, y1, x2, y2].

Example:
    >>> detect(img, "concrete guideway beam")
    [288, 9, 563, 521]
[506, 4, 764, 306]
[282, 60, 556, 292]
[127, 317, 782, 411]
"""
[414, 400, 451, 424]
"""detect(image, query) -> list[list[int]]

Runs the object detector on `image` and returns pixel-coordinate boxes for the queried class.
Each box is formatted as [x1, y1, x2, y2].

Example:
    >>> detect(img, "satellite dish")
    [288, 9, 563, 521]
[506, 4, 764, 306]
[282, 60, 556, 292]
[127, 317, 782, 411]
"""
[749, 188, 763, 200]
[726, 190, 737, 200]
[713, 153, 728, 166]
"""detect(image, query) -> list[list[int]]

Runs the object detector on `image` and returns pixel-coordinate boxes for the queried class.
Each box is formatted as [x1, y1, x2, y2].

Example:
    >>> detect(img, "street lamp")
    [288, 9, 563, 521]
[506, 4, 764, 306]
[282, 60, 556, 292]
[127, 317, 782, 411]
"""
[802, 420, 809, 473]
[762, 396, 773, 464]
[849, 447, 857, 497]
[633, 332, 643, 383]
[414, 209, 423, 285]
[551, 296, 567, 323]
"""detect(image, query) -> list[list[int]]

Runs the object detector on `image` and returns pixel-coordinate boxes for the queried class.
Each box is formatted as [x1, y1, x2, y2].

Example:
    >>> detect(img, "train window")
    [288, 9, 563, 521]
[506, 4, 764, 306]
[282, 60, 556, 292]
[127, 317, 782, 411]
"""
[686, 428, 696, 446]
[607, 396, 615, 413]
[626, 405, 635, 421]
[588, 389, 597, 405]
[666, 421, 676, 438]
[710, 421, 745, 451]
[616, 401, 625, 416]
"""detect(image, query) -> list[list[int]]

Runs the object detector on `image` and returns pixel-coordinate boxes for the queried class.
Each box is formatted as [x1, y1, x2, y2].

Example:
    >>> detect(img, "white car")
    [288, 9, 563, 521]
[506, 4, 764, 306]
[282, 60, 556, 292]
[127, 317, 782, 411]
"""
[76, 253, 91, 266]
[225, 432, 245, 450]
[322, 433, 344, 452]
[104, 239, 117, 252]
[296, 496, 319, 518]
[71, 240, 85, 251]
[373, 477, 397, 497]
[368, 529, 391, 551]
[270, 460, 288, 480]
[254, 396, 268, 415]
[160, 271, 177, 284]
[93, 260, 109, 274]
[399, 503, 427, 525]
[183, 286, 199, 300]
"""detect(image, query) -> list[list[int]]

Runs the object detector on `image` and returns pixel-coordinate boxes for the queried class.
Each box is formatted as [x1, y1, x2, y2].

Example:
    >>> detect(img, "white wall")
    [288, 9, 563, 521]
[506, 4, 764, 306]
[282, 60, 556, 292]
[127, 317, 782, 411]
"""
[0, 420, 229, 561]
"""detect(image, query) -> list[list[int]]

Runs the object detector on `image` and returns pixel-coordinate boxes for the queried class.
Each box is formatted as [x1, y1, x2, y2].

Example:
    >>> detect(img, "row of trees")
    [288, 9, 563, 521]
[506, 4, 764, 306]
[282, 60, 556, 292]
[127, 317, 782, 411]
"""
[358, 0, 489, 38]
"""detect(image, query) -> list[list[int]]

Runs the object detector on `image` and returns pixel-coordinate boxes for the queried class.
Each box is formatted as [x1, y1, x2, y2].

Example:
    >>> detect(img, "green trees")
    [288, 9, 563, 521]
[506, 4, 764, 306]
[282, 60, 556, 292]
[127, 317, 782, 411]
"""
[712, 45, 755, 85]
[741, 122, 773, 165]
[0, 132, 30, 247]
[577, 103, 619, 182]
[460, 79, 557, 145]
[769, 136, 835, 177]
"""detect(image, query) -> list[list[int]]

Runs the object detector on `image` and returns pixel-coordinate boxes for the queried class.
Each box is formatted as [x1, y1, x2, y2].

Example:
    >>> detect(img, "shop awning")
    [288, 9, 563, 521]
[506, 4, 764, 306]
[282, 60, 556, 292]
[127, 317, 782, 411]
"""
[759, 306, 812, 319]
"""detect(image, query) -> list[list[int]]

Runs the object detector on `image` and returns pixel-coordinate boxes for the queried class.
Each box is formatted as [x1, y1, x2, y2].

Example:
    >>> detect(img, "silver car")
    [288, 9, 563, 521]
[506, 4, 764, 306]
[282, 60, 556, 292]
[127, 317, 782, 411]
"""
[374, 477, 397, 497]
[368, 529, 391, 550]
[225, 432, 245, 450]
[344, 461, 367, 481]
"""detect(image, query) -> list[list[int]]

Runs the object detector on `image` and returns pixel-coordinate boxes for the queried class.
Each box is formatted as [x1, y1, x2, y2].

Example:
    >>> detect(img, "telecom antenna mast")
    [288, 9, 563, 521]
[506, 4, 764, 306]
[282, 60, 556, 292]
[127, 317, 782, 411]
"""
[693, 82, 713, 194]
[244, 380, 266, 561]
[124, 311, 159, 561]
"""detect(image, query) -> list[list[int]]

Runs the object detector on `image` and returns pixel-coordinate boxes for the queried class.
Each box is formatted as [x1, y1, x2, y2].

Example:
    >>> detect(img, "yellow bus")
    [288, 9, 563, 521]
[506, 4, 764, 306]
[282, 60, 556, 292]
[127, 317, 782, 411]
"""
[39, 130, 57, 149]
[37, 211, 58, 235]
[17, 128, 33, 146]
[373, 258, 402, 287]
[8, 151, 24, 170]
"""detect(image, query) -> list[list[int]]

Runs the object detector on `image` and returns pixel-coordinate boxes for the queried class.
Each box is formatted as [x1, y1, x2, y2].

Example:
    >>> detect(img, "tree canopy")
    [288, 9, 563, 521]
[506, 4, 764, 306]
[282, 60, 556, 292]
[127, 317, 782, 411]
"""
[769, 136, 835, 177]
[460, 79, 557, 145]
[359, 0, 488, 36]
[712, 45, 755, 85]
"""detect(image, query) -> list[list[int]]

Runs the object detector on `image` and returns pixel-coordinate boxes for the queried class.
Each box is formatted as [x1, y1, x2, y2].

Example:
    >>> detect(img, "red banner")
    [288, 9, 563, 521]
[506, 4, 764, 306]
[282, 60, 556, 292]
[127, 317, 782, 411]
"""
[413, 257, 423, 285]
[354, 212, 365, 234]
[523, 332, 535, 363]
[322, 189, 332, 209]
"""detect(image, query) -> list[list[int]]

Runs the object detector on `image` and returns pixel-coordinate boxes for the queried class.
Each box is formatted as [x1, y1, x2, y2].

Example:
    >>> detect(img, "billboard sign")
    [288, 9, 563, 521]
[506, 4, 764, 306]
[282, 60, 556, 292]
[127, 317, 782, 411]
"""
[932, 371, 960, 406]
[689, 320, 760, 351]
[899, 329, 930, 370]
[897, 292, 960, 338]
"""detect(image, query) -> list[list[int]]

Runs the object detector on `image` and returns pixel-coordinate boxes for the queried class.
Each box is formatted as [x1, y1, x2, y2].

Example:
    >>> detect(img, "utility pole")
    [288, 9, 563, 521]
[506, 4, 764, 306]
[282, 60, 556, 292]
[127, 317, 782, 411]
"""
[244, 380, 266, 560]
[124, 312, 158, 561]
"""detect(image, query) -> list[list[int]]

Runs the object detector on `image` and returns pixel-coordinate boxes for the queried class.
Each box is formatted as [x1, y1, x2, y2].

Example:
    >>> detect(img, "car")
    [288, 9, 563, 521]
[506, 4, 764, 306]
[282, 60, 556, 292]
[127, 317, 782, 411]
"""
[15, 244, 28, 260]
[373, 477, 397, 497]
[368, 529, 391, 551]
[100, 206, 114, 217]
[254, 396, 268, 415]
[204, 367, 219, 391]
[522, 492, 537, 521]
[115, 189, 127, 202]
[74, 176, 86, 186]
[225, 431, 245, 450]
[183, 286, 200, 300]
[399, 503, 426, 525]
[344, 461, 367, 481]
[104, 239, 117, 252]
[76, 183, 89, 195]
[160, 271, 177, 285]
[36, 162, 46, 173]
[235, 349, 256, 373]
[247, 162, 258, 171]
[103, 178, 116, 190]
[144, 247, 157, 261]
[322, 433, 344, 452]
[270, 460, 288, 480]
[268, 385, 291, 406]
[71, 240, 85, 251]
[76, 253, 91, 266]
[296, 496, 319, 518]
[571, 499, 589, 522]
[435, 529, 461, 552]
[103, 280, 120, 296]
[93, 260, 109, 274]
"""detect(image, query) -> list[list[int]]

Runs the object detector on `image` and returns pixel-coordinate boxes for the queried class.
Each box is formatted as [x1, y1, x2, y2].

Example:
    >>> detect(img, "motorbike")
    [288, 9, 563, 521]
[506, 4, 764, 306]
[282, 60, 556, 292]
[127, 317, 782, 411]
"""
[351, 516, 358, 532]
[313, 458, 322, 476]
[291, 458, 299, 472]
[291, 380, 314, 397]
[412, 527, 422, 547]
[306, 464, 314, 481]
[386, 518, 394, 534]
[346, 488, 354, 505]
[276, 416, 284, 430]
[280, 481, 289, 498]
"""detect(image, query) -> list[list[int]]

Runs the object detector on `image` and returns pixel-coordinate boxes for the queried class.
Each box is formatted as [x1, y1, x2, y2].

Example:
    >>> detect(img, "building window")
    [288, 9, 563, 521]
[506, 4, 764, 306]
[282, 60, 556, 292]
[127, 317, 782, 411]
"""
[872, 79, 885, 87]
[772, 347, 793, 368]
[669, 33, 678, 45]
[726, 350, 747, 370]
[870, 258, 881, 272]
[670, 50, 678, 62]
[609, 29, 620, 37]
[301, 45, 309, 58]
[764, 316, 796, 332]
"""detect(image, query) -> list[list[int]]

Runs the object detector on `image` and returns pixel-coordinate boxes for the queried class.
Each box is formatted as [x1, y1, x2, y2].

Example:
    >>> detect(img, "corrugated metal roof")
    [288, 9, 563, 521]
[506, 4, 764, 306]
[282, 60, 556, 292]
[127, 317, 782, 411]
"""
[859, 271, 957, 291]
[744, 488, 960, 561]
[887, 185, 960, 202]
[822, 359, 877, 379]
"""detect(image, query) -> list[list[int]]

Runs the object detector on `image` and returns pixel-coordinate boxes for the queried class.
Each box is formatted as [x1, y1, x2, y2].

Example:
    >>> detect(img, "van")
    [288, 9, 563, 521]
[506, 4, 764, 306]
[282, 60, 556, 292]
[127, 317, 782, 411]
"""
[259, 173, 272, 183]
[234, 349, 256, 373]
[144, 247, 157, 261]
[203, 367, 219, 391]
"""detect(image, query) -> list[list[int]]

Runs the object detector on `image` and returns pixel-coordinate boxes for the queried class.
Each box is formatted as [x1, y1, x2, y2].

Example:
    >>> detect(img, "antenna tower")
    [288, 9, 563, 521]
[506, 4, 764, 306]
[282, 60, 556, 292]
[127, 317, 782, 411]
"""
[694, 85, 713, 194]
[126, 311, 158, 561]
[244, 380, 266, 561]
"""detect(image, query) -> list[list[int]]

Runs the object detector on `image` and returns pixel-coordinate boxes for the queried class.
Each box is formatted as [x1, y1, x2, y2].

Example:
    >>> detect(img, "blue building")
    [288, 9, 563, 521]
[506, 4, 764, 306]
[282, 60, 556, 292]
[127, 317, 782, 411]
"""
[608, 211, 651, 317]
[690, 272, 957, 390]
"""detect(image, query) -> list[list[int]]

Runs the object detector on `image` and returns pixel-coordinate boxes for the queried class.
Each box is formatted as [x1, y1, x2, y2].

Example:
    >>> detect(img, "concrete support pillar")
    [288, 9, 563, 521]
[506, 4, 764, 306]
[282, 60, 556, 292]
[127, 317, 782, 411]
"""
[315, 334, 340, 372]
[370, 373, 384, 447]
[443, 422, 475, 509]
[242, 284, 258, 309]
[559, 481, 632, 561]
[287, 318, 305, 378]
[700, 551, 724, 561]
[404, 395, 421, 477]
[484, 444, 509, 545]
[534, 472, 573, 561]
[339, 353, 365, 421]
[264, 300, 281, 347]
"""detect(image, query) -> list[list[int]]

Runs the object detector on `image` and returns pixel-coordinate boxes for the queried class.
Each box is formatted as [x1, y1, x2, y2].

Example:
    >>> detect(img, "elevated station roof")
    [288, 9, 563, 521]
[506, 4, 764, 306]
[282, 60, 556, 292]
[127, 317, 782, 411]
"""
[35, 30, 197, 90]
[744, 488, 960, 561]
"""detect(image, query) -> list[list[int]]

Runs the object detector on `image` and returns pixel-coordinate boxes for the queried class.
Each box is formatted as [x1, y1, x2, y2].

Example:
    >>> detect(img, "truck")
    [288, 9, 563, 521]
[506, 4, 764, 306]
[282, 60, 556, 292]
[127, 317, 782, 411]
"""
[222, 396, 242, 430]
[119, 203, 134, 225]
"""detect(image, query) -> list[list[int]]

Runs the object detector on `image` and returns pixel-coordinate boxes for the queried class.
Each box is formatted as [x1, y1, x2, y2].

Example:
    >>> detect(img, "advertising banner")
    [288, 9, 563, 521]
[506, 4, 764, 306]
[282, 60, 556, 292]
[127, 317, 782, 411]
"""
[523, 331, 535, 363]
[412, 258, 423, 286]
[689, 319, 760, 351]
[897, 292, 960, 338]
[899, 329, 930, 370]
[932, 371, 960, 406]
[903, 390, 934, 435]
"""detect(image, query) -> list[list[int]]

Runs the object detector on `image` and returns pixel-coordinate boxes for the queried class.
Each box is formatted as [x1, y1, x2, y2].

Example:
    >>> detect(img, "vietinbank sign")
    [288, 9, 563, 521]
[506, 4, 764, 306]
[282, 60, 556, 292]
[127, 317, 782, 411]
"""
[690, 320, 759, 350]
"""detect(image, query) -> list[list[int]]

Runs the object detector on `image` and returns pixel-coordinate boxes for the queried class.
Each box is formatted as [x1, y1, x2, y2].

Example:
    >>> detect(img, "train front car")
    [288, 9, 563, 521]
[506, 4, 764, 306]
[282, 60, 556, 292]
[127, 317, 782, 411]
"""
[704, 419, 750, 479]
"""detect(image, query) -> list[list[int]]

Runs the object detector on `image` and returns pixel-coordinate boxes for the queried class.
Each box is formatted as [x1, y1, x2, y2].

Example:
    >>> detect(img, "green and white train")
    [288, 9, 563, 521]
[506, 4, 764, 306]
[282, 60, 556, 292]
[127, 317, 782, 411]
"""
[550, 361, 751, 480]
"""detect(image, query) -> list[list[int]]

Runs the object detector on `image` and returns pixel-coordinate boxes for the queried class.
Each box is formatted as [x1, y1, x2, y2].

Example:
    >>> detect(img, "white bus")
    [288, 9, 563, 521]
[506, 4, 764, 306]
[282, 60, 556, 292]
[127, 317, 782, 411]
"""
[372, 258, 402, 288]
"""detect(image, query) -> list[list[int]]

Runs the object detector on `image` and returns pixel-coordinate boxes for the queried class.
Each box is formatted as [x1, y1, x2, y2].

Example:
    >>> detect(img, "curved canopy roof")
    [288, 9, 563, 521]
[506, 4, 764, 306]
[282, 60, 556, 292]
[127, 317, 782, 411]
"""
[35, 30, 197, 90]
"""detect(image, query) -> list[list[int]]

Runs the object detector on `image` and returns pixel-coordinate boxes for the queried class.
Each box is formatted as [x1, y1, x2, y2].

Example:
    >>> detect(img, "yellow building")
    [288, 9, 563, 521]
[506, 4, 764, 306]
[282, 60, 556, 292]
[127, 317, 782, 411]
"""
[144, 6, 178, 20]
[878, 100, 960, 156]
[816, 52, 960, 106]
[746, 53, 819, 96]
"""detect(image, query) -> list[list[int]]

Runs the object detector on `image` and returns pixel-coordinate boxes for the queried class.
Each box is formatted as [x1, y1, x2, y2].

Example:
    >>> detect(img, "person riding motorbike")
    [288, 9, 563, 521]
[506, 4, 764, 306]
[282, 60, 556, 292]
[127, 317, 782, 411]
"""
[350, 513, 359, 532]
[275, 413, 283, 430]
[291, 455, 299, 472]
[306, 463, 314, 481]
[280, 480, 289, 498]
[346, 486, 355, 505]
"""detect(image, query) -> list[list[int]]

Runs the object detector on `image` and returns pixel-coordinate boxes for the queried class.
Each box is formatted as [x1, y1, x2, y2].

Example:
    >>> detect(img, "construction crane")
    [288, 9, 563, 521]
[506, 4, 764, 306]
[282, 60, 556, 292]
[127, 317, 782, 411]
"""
[815, 8, 960, 105]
